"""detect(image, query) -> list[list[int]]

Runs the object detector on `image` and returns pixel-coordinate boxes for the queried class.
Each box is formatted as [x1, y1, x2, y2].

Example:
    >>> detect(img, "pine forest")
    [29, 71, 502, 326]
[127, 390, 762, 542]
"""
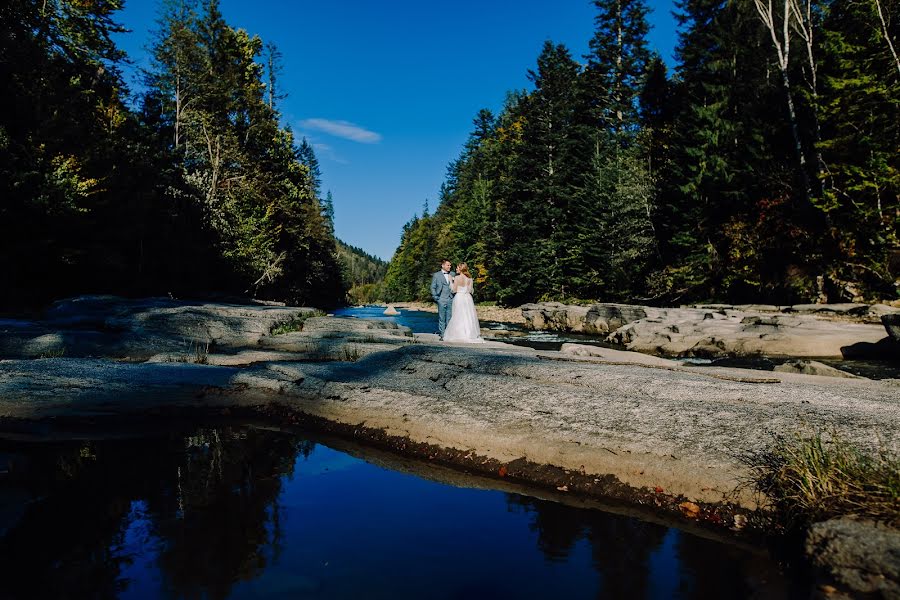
[384, 0, 900, 307]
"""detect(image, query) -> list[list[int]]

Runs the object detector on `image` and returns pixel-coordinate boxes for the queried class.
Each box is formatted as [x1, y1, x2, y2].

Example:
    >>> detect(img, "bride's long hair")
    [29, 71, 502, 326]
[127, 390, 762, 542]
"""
[456, 263, 471, 278]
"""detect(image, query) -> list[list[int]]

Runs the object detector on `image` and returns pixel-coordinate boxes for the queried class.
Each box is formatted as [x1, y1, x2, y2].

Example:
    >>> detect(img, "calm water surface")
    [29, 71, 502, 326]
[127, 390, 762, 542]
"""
[0, 425, 793, 599]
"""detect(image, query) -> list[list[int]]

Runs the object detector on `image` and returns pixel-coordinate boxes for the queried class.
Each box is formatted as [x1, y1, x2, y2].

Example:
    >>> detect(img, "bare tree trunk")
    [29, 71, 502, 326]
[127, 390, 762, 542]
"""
[789, 0, 827, 196]
[754, 0, 813, 202]
[174, 72, 182, 148]
[874, 0, 900, 77]
[202, 122, 221, 204]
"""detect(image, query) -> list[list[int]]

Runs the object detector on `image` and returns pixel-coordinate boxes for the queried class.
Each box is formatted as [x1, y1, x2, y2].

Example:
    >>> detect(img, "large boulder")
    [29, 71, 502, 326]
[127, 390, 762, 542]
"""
[884, 314, 900, 343]
[583, 304, 649, 334]
[521, 302, 590, 332]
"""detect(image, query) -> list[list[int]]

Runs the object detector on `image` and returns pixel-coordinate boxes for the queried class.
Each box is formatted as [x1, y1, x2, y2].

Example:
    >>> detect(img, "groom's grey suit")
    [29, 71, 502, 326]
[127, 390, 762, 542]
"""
[430, 270, 456, 339]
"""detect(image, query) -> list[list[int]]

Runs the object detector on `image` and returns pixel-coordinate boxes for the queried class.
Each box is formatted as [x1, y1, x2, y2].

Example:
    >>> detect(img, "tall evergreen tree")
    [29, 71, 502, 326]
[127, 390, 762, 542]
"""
[583, 0, 652, 139]
[296, 137, 322, 198]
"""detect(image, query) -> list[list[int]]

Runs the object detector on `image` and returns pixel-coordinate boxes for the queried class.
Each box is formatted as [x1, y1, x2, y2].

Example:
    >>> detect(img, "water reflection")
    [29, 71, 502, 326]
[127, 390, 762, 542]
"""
[0, 426, 790, 599]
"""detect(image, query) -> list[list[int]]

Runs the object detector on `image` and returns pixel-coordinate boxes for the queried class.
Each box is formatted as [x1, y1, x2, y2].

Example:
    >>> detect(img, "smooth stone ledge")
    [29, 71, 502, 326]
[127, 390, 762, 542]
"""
[1, 344, 897, 512]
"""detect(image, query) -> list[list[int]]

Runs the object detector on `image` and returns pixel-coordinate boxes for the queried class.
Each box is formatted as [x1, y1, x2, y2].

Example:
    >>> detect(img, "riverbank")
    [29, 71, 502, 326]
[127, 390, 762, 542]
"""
[391, 301, 526, 325]
[2, 296, 898, 596]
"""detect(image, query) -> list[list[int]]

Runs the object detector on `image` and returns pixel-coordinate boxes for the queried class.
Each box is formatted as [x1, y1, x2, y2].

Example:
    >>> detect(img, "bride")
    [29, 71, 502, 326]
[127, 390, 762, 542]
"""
[443, 263, 485, 343]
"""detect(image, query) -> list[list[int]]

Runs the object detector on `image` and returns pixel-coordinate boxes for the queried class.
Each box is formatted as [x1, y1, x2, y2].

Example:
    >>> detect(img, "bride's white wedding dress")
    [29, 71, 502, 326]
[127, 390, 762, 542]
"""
[443, 276, 485, 343]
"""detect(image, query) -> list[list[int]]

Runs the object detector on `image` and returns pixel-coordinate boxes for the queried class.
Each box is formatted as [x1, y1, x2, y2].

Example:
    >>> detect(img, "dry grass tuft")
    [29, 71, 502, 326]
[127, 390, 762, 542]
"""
[270, 311, 326, 335]
[742, 430, 899, 529]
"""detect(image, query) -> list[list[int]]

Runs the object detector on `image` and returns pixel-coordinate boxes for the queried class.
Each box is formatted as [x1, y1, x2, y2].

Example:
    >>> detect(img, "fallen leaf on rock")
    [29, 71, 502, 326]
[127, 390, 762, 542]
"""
[498, 466, 508, 477]
[556, 485, 569, 492]
[733, 514, 747, 530]
[819, 584, 838, 595]
[654, 486, 664, 494]
[679, 501, 700, 518]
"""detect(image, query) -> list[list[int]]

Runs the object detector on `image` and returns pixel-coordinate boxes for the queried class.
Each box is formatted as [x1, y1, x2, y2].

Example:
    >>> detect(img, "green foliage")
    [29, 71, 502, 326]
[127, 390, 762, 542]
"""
[743, 429, 900, 529]
[336, 240, 387, 304]
[385, 0, 899, 306]
[269, 310, 326, 335]
[0, 0, 346, 309]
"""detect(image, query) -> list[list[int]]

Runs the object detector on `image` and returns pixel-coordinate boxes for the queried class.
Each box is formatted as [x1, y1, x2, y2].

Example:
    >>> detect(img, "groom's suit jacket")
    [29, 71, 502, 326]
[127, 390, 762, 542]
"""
[430, 271, 456, 304]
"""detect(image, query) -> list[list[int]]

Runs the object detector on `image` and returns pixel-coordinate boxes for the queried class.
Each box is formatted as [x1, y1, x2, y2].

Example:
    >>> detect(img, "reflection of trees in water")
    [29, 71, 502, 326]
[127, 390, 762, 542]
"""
[0, 427, 309, 600]
[508, 494, 787, 599]
[507, 495, 667, 598]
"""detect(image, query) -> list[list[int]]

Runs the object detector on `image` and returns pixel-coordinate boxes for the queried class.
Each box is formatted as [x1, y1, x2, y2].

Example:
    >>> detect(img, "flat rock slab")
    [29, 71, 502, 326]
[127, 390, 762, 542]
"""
[0, 295, 320, 360]
[1, 343, 897, 508]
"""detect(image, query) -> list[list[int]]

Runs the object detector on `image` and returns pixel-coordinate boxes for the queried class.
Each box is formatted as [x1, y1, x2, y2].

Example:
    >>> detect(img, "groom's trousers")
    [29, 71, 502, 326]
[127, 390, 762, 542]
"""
[437, 300, 452, 339]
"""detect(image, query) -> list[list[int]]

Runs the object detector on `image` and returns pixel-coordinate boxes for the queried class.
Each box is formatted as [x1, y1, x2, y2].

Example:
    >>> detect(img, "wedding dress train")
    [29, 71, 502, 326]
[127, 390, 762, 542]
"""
[443, 278, 485, 343]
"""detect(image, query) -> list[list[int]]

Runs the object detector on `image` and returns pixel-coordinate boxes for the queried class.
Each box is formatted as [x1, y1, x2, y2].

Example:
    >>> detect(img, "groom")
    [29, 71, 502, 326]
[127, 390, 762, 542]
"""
[430, 259, 455, 340]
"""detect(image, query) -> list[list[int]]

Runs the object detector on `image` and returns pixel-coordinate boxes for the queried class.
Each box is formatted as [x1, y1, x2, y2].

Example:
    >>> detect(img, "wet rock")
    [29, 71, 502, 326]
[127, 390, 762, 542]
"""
[773, 360, 864, 379]
[583, 304, 649, 334]
[805, 517, 900, 598]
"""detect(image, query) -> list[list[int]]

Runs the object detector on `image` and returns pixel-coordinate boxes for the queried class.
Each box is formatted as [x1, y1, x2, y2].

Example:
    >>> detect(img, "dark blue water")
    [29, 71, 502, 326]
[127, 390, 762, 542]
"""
[0, 426, 792, 599]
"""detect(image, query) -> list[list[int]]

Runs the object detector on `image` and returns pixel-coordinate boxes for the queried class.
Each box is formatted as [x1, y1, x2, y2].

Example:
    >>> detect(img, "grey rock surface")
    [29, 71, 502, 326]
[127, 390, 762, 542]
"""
[1, 342, 897, 507]
[0, 296, 319, 360]
[806, 517, 900, 598]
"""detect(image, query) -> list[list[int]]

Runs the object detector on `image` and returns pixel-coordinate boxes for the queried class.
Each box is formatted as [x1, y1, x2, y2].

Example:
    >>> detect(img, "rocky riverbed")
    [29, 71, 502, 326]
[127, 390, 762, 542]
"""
[1, 296, 898, 597]
[521, 301, 900, 360]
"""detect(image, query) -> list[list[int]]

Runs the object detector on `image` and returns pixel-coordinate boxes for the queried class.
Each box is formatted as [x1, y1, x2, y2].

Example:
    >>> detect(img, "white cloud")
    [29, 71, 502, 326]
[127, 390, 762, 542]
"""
[312, 142, 348, 164]
[299, 118, 382, 144]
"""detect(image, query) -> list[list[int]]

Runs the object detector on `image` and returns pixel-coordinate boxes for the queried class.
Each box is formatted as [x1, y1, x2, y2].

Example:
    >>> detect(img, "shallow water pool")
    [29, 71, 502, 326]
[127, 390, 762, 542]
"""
[0, 425, 794, 599]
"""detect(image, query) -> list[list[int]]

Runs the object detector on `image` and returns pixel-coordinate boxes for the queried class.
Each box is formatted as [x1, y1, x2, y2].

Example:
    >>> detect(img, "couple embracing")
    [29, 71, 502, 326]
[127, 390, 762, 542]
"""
[430, 259, 485, 343]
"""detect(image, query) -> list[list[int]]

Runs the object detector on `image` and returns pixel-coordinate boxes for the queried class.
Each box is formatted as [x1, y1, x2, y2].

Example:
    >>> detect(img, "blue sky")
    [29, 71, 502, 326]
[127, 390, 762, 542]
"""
[114, 1, 678, 260]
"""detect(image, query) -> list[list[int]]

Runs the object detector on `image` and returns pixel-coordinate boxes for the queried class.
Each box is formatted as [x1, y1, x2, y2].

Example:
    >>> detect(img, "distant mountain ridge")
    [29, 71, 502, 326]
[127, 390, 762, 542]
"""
[337, 241, 388, 304]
